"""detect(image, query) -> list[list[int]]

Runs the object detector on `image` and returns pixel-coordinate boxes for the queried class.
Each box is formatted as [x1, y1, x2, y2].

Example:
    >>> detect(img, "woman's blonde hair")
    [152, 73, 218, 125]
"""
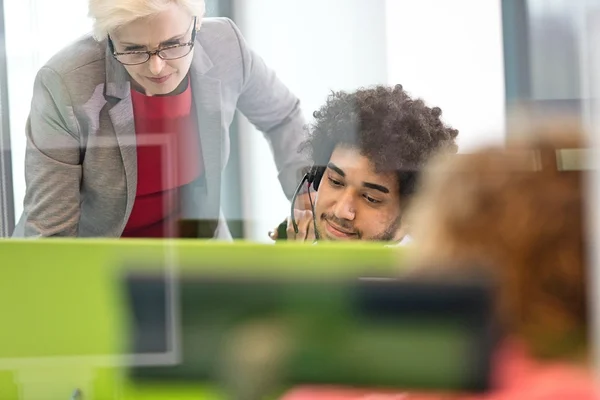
[89, 0, 206, 41]
[410, 122, 589, 360]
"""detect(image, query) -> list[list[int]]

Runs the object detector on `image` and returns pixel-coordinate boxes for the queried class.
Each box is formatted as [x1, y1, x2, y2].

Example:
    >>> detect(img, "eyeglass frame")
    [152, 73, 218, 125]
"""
[108, 16, 197, 65]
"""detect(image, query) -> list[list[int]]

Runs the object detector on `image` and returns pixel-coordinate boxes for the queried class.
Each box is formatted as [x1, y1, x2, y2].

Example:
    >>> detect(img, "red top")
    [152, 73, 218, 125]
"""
[121, 79, 203, 238]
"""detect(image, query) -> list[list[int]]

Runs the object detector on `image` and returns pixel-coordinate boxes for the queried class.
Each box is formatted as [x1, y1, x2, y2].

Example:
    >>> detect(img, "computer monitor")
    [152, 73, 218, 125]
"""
[124, 269, 498, 399]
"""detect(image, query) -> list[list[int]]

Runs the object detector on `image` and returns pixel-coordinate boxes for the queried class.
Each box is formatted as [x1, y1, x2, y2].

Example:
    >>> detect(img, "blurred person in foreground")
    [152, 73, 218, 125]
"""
[282, 123, 599, 399]
[14, 0, 310, 238]
[269, 84, 458, 244]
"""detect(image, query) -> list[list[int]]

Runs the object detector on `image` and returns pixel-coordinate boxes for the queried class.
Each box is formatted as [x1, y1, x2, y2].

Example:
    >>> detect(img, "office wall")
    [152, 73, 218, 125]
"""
[385, 0, 506, 152]
[233, 0, 389, 241]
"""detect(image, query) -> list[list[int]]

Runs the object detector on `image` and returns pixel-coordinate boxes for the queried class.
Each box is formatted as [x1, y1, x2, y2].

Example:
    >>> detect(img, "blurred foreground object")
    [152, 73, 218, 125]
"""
[408, 120, 598, 398]
[0, 240, 400, 399]
[124, 268, 496, 400]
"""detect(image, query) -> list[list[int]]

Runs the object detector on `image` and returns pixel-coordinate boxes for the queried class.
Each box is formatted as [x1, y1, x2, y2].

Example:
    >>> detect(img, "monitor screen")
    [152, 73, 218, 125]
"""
[125, 272, 497, 395]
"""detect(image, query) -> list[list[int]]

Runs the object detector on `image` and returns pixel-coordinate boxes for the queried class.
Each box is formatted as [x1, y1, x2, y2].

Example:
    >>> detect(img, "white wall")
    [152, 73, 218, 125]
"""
[233, 0, 389, 241]
[5, 0, 92, 220]
[385, 0, 506, 152]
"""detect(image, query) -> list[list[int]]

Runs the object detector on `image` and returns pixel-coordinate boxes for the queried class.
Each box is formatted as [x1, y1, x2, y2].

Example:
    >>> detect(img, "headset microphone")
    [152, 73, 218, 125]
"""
[285, 166, 324, 240]
[290, 173, 308, 234]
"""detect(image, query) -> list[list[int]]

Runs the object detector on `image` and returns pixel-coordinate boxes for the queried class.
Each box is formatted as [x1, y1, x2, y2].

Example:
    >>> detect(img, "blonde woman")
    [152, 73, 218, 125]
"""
[15, 0, 309, 238]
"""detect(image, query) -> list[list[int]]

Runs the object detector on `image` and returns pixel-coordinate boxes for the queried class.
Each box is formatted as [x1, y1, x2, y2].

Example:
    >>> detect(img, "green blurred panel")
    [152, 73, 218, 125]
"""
[0, 248, 121, 358]
[0, 240, 403, 399]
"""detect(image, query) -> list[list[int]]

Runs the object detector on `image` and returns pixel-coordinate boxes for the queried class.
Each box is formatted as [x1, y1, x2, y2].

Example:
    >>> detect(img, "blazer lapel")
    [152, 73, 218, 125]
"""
[104, 45, 137, 232]
[108, 97, 137, 228]
[187, 43, 223, 221]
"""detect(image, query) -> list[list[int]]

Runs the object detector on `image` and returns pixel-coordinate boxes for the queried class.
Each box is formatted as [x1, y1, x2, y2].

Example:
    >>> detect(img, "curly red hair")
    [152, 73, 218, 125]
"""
[411, 123, 588, 360]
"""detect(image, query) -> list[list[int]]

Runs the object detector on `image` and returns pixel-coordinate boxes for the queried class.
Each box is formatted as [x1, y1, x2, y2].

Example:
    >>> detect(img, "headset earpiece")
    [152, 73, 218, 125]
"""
[307, 165, 326, 191]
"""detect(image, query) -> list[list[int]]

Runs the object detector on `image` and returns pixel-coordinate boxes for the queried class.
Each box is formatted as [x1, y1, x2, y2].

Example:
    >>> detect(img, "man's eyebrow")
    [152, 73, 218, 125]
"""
[327, 162, 345, 177]
[363, 182, 390, 194]
[327, 162, 390, 193]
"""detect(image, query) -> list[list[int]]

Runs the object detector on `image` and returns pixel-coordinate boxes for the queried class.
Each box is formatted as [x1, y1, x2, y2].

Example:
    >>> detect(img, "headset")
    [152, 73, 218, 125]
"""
[289, 165, 326, 240]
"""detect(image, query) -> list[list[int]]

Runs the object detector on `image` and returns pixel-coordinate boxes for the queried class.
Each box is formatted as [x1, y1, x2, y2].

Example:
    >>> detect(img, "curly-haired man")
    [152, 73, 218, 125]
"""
[270, 84, 458, 243]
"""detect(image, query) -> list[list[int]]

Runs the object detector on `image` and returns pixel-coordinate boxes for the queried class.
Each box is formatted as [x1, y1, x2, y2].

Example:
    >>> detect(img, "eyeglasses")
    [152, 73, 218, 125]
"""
[109, 17, 197, 66]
